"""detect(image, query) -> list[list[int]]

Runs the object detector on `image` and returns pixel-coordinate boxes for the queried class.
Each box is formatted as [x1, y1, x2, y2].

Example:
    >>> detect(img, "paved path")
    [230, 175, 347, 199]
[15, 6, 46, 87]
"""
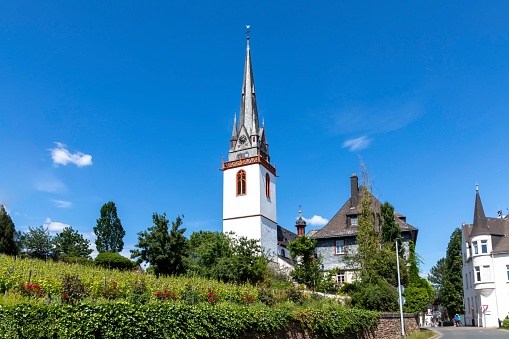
[429, 326, 508, 338]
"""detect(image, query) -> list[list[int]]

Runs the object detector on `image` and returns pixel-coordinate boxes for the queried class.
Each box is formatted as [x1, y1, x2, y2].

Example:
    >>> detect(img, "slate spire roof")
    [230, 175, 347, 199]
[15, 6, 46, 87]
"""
[239, 36, 259, 136]
[471, 185, 490, 236]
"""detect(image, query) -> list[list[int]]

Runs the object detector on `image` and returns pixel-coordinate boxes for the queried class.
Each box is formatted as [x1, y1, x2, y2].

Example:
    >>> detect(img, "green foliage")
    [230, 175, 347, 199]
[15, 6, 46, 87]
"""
[0, 205, 19, 255]
[297, 307, 379, 337]
[429, 228, 464, 317]
[94, 201, 125, 253]
[403, 240, 434, 314]
[502, 317, 509, 329]
[356, 186, 381, 274]
[347, 278, 399, 312]
[131, 213, 188, 277]
[188, 231, 268, 284]
[60, 255, 94, 266]
[61, 274, 88, 305]
[380, 202, 404, 257]
[94, 252, 137, 271]
[21, 226, 53, 260]
[53, 226, 93, 259]
[0, 302, 379, 339]
[127, 280, 149, 304]
[287, 235, 323, 288]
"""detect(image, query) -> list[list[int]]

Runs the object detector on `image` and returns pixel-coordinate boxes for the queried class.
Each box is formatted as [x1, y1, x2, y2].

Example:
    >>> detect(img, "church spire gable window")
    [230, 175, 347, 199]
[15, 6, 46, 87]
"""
[236, 170, 246, 196]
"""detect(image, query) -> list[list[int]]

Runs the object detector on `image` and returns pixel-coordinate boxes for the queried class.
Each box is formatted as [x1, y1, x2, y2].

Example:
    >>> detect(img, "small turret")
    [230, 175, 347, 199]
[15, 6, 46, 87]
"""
[296, 208, 307, 236]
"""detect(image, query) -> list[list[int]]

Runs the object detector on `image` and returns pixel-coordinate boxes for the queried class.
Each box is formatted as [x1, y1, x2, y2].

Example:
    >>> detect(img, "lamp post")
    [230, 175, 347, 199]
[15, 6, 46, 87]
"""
[396, 240, 405, 337]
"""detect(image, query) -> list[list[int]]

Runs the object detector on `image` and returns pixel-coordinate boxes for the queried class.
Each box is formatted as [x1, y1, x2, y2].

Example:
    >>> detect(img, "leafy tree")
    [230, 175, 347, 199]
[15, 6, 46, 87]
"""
[428, 257, 446, 291]
[53, 226, 93, 259]
[356, 185, 381, 278]
[403, 240, 435, 314]
[0, 205, 19, 255]
[346, 277, 399, 312]
[22, 226, 53, 259]
[95, 252, 138, 271]
[131, 213, 188, 277]
[380, 202, 404, 258]
[287, 235, 323, 288]
[439, 228, 464, 317]
[94, 201, 125, 253]
[188, 231, 268, 284]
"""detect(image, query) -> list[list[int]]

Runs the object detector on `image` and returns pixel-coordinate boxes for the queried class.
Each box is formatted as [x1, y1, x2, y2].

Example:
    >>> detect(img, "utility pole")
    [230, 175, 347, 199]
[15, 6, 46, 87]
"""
[396, 240, 405, 337]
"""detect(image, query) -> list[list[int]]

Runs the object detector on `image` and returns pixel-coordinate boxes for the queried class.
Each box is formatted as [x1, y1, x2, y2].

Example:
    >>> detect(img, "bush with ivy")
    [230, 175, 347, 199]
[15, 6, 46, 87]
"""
[94, 252, 138, 271]
[0, 303, 378, 339]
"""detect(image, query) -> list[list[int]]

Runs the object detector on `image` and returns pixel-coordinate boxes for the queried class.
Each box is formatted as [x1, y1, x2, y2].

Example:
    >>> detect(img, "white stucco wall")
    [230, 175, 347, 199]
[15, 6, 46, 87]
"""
[223, 162, 278, 260]
[462, 229, 509, 327]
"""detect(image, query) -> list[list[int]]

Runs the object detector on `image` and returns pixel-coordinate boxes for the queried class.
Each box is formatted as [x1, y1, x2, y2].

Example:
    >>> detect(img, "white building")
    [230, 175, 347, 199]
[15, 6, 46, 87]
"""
[221, 34, 297, 267]
[461, 186, 509, 327]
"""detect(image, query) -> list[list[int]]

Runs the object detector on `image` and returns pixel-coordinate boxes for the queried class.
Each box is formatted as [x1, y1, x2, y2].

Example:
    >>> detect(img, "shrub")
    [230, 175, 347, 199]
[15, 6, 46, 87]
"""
[94, 252, 137, 271]
[502, 317, 509, 329]
[62, 274, 88, 304]
[349, 280, 398, 312]
[128, 280, 149, 304]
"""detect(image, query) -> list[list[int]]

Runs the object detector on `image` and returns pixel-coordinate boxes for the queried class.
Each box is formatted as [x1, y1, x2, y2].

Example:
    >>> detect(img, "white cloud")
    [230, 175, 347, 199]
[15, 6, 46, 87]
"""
[36, 178, 66, 193]
[50, 142, 92, 167]
[302, 215, 329, 226]
[53, 199, 72, 208]
[342, 136, 372, 152]
[43, 217, 70, 233]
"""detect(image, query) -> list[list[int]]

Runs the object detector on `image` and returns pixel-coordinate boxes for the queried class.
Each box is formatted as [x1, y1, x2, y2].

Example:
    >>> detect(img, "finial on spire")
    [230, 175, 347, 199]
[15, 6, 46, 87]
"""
[476, 182, 479, 192]
[246, 25, 250, 47]
[298, 205, 302, 217]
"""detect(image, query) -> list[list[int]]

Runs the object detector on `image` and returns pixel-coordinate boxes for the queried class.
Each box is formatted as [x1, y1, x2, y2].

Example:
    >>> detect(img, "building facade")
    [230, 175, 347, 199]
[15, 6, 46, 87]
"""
[221, 35, 297, 266]
[461, 186, 509, 327]
[308, 174, 418, 283]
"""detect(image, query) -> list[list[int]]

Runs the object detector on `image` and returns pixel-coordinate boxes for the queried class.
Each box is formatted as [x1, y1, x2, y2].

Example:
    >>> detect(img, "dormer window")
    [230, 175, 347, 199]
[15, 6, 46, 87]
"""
[350, 216, 358, 227]
[481, 240, 488, 253]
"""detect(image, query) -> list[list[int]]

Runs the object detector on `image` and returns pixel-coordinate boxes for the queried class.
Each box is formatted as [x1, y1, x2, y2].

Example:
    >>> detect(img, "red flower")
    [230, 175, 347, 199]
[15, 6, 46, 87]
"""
[212, 294, 217, 298]
[207, 292, 211, 297]
[63, 293, 67, 298]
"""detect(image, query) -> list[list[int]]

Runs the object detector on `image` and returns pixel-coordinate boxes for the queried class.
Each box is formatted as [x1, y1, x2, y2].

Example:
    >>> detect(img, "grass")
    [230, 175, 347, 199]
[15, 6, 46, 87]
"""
[405, 329, 437, 339]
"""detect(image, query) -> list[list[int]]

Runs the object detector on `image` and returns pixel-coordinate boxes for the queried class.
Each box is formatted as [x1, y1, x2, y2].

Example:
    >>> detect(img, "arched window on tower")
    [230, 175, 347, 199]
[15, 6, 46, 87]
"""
[236, 170, 246, 196]
[265, 173, 270, 198]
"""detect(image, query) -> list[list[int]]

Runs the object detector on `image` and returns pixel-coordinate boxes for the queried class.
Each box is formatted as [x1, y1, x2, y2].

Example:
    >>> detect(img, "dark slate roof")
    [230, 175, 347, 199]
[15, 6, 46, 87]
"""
[470, 190, 490, 237]
[309, 186, 418, 241]
[463, 216, 509, 254]
[277, 225, 298, 247]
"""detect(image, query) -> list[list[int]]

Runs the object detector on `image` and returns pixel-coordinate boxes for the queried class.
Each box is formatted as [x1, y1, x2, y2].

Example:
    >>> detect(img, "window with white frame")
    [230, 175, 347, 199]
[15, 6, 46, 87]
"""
[350, 216, 358, 226]
[475, 266, 481, 282]
[481, 240, 488, 253]
[337, 271, 346, 284]
[473, 241, 478, 254]
[335, 239, 345, 255]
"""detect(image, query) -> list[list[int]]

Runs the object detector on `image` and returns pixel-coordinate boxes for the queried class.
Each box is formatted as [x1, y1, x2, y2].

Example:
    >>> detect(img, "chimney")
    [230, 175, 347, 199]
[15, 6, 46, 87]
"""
[350, 174, 359, 207]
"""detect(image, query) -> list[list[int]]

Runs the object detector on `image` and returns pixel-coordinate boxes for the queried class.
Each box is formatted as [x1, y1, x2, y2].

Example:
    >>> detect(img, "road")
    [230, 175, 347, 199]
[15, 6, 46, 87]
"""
[430, 326, 508, 338]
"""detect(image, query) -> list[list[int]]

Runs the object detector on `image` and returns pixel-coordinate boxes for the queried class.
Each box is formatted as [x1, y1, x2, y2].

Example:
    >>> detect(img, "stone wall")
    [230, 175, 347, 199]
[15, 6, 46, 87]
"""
[242, 313, 419, 339]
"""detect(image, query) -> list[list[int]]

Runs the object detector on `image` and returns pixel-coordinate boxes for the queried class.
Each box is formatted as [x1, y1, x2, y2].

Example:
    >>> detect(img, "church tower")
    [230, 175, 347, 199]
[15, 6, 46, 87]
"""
[221, 34, 278, 259]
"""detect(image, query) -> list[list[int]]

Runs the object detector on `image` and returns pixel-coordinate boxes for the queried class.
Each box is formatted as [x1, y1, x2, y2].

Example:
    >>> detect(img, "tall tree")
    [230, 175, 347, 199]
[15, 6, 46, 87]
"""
[441, 228, 464, 317]
[287, 235, 323, 288]
[380, 202, 404, 258]
[0, 205, 19, 255]
[403, 240, 435, 314]
[429, 228, 464, 318]
[131, 213, 188, 277]
[356, 186, 380, 276]
[94, 201, 125, 253]
[22, 226, 53, 259]
[53, 226, 93, 258]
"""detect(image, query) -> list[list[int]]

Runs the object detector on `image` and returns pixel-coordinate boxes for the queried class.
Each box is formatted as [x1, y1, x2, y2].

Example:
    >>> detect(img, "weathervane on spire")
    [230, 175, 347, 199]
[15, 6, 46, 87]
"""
[298, 205, 302, 217]
[246, 25, 251, 37]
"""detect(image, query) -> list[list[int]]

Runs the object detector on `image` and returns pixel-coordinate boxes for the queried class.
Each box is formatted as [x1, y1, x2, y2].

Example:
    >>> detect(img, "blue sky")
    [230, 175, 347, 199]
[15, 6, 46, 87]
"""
[1, 1, 509, 274]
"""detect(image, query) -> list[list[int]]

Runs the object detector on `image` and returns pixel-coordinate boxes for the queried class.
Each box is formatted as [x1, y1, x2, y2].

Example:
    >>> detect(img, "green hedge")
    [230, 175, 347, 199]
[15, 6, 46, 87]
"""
[0, 303, 378, 339]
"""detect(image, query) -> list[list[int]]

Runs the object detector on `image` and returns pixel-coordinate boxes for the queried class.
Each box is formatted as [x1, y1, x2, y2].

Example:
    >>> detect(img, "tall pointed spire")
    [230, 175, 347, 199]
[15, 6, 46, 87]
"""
[239, 27, 259, 136]
[472, 184, 489, 236]
[230, 113, 237, 141]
